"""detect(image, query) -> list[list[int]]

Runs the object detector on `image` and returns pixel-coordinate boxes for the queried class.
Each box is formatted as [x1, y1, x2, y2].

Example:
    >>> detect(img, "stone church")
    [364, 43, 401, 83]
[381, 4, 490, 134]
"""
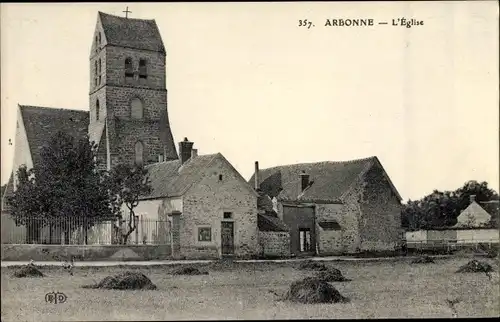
[1, 12, 271, 260]
[2, 11, 404, 260]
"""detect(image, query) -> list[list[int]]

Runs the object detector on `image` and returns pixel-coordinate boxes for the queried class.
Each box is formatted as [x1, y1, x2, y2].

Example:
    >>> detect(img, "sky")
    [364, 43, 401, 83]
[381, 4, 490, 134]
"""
[1, 2, 498, 201]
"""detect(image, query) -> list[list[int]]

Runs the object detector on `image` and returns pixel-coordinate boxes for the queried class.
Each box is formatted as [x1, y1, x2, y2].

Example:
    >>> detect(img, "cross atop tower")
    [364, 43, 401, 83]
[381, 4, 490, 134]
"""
[123, 6, 132, 18]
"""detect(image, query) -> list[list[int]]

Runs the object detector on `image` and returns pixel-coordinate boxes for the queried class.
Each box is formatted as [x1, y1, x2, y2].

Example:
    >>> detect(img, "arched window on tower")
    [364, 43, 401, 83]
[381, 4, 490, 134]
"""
[96, 99, 100, 120]
[98, 32, 102, 46]
[135, 141, 144, 167]
[125, 58, 134, 82]
[130, 98, 144, 119]
[98, 58, 102, 85]
[95, 36, 98, 53]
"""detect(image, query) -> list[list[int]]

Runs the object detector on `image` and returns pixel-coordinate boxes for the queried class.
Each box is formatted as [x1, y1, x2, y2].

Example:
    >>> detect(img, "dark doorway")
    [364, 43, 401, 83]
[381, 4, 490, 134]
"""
[221, 221, 234, 256]
[283, 205, 316, 256]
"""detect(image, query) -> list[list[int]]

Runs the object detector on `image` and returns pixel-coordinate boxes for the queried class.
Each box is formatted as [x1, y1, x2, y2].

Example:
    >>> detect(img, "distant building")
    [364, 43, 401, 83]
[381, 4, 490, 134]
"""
[250, 157, 404, 256]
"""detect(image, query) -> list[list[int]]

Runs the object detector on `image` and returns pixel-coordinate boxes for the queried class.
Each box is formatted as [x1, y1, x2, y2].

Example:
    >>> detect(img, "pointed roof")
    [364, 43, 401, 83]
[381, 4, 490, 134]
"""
[454, 201, 493, 228]
[19, 105, 89, 168]
[98, 12, 166, 53]
[249, 156, 402, 203]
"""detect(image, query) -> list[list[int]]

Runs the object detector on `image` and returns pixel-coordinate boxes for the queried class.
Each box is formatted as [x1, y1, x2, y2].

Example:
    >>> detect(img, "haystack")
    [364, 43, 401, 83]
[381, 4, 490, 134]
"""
[12, 264, 44, 278]
[284, 277, 349, 304]
[314, 268, 351, 282]
[456, 260, 493, 273]
[297, 260, 328, 271]
[171, 266, 208, 275]
[81, 271, 157, 290]
[411, 255, 435, 264]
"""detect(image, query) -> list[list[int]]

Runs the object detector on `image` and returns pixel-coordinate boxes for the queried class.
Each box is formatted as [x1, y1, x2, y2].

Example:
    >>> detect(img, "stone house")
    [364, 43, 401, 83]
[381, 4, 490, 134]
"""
[133, 138, 261, 259]
[250, 157, 404, 256]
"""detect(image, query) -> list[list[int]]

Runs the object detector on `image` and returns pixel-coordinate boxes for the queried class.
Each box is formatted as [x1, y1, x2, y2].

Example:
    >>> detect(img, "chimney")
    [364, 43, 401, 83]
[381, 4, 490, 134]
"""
[178, 137, 194, 164]
[470, 195, 476, 204]
[191, 149, 198, 159]
[254, 161, 260, 191]
[300, 170, 310, 192]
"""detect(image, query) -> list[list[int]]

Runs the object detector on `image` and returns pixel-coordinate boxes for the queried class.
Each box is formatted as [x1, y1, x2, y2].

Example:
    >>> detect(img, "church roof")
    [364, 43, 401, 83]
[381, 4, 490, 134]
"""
[1, 175, 14, 212]
[98, 12, 166, 53]
[142, 153, 220, 199]
[250, 156, 402, 203]
[19, 105, 89, 168]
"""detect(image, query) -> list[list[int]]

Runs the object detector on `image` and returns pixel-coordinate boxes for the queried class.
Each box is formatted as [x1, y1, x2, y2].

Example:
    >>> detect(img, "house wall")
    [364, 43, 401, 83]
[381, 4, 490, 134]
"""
[427, 229, 457, 242]
[180, 156, 259, 259]
[358, 163, 403, 251]
[455, 204, 492, 227]
[258, 231, 290, 257]
[456, 229, 499, 243]
[405, 230, 428, 242]
[315, 203, 360, 254]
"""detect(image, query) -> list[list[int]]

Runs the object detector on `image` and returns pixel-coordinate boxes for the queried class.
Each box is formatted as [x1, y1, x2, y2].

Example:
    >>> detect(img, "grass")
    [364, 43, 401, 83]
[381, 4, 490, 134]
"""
[1, 257, 499, 321]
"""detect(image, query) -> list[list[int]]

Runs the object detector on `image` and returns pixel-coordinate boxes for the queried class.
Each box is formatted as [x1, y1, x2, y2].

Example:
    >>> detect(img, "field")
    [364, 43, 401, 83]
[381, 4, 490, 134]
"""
[1, 256, 499, 321]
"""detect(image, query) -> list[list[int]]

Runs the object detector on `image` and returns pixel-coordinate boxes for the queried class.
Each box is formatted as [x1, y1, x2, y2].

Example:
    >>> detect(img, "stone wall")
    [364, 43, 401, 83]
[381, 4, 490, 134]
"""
[316, 198, 362, 254]
[1, 244, 171, 261]
[358, 163, 403, 251]
[259, 231, 290, 257]
[180, 155, 259, 259]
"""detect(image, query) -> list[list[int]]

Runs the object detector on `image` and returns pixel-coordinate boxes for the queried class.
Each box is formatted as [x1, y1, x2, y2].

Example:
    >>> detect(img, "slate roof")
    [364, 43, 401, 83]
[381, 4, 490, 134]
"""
[142, 153, 219, 199]
[258, 213, 289, 232]
[19, 105, 89, 168]
[99, 12, 166, 53]
[250, 156, 401, 203]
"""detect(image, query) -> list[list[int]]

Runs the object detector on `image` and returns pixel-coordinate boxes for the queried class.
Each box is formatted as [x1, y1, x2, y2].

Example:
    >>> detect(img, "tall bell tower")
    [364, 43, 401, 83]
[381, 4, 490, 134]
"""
[88, 11, 178, 170]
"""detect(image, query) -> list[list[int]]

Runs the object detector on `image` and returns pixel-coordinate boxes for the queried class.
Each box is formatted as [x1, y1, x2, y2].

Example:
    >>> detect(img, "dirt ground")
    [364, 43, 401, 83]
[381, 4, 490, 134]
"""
[1, 257, 498, 321]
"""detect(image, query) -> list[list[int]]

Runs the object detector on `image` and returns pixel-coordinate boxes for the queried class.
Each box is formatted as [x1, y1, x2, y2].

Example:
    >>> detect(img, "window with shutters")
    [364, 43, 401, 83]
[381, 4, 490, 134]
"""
[139, 59, 147, 79]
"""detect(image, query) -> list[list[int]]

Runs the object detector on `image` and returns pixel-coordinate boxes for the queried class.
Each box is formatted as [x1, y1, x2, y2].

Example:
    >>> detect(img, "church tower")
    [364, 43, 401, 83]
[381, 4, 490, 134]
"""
[88, 11, 178, 170]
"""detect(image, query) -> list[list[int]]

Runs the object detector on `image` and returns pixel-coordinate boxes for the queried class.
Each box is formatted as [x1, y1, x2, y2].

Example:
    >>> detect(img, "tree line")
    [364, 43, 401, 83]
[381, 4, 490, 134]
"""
[6, 131, 151, 244]
[402, 180, 499, 231]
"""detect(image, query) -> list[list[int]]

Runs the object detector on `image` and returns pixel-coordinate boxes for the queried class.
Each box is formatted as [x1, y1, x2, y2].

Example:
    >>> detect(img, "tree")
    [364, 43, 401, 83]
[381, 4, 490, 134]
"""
[402, 180, 499, 231]
[106, 164, 152, 245]
[7, 131, 114, 244]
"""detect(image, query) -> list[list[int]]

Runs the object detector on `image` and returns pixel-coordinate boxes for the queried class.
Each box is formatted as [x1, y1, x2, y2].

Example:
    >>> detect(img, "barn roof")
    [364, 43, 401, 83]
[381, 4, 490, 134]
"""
[250, 156, 402, 203]
[99, 12, 166, 53]
[19, 105, 89, 168]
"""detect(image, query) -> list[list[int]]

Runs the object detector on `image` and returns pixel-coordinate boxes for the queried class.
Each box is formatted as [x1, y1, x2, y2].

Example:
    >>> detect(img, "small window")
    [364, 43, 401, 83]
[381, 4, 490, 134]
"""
[218, 174, 223, 181]
[125, 58, 133, 78]
[98, 58, 102, 85]
[94, 61, 98, 86]
[198, 227, 211, 242]
[299, 228, 312, 252]
[98, 32, 102, 46]
[134, 141, 144, 166]
[223, 212, 232, 219]
[96, 99, 100, 120]
[139, 59, 147, 79]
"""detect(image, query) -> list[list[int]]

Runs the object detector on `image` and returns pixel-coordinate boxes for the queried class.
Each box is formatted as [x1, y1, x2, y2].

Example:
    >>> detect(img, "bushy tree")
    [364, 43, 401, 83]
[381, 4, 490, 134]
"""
[105, 164, 152, 245]
[7, 131, 114, 244]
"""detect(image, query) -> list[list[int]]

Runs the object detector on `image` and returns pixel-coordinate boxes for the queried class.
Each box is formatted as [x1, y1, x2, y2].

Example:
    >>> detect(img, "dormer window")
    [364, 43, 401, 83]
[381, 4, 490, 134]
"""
[125, 58, 134, 82]
[139, 59, 147, 80]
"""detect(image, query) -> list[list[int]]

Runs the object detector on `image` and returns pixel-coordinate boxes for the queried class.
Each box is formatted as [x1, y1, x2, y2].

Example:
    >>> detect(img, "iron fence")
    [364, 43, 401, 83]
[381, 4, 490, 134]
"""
[1, 214, 171, 245]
